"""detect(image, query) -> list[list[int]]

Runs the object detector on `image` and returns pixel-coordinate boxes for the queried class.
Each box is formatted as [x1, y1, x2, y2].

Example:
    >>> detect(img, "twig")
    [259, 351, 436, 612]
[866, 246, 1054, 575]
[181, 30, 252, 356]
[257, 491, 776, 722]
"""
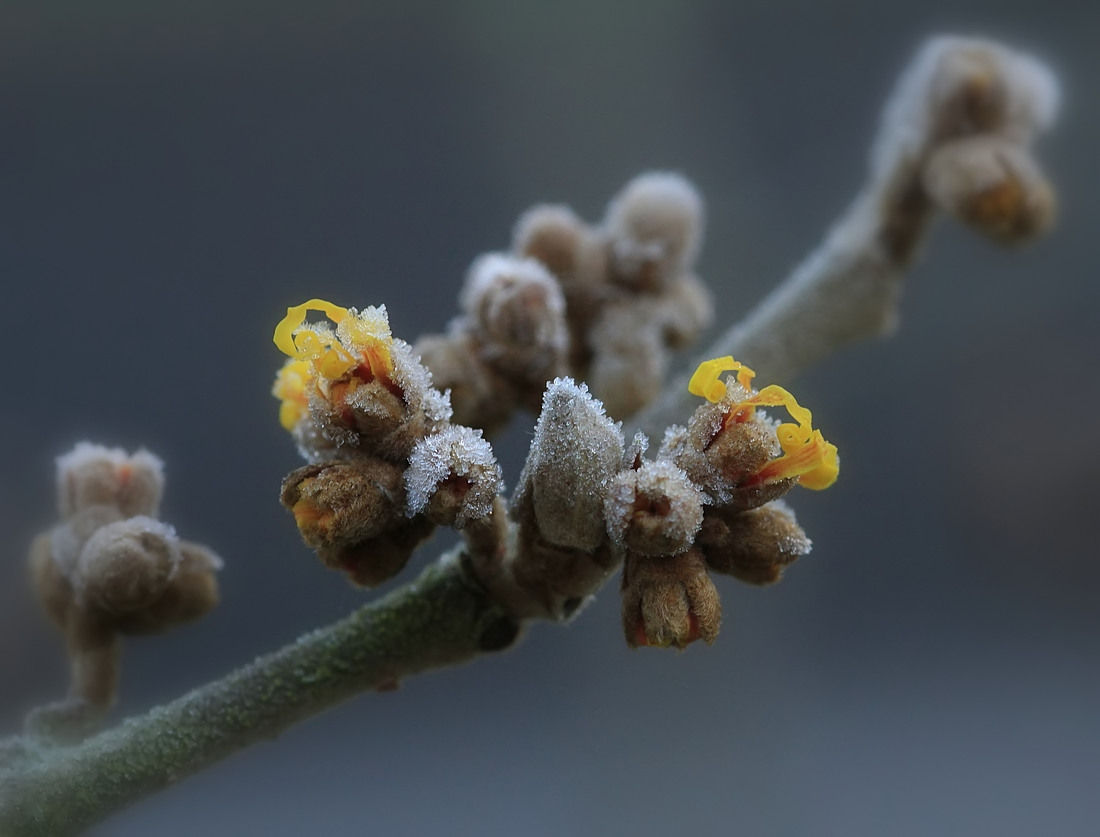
[0, 554, 516, 837]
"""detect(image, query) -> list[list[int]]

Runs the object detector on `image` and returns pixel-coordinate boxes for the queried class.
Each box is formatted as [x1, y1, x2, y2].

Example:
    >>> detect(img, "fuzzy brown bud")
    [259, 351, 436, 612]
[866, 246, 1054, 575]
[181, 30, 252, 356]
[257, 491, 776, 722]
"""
[660, 399, 795, 511]
[698, 501, 811, 586]
[56, 442, 165, 520]
[621, 548, 721, 649]
[461, 254, 569, 382]
[923, 136, 1054, 242]
[603, 172, 704, 290]
[74, 517, 182, 614]
[281, 458, 433, 586]
[28, 443, 222, 737]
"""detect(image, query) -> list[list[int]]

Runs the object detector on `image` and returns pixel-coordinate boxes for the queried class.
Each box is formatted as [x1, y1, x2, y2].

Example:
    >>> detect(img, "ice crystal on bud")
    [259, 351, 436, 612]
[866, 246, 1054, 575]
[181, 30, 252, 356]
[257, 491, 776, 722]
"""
[605, 460, 703, 557]
[405, 426, 504, 528]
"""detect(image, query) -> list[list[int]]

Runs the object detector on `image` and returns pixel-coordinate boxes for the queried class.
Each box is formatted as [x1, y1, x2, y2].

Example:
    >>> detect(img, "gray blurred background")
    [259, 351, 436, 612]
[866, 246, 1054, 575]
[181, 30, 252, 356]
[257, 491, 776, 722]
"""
[2, 1, 1098, 835]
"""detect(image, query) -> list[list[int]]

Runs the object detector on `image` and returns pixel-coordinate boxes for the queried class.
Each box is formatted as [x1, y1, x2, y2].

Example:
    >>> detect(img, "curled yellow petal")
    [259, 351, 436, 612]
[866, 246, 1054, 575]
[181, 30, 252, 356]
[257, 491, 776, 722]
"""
[687, 355, 755, 403]
[273, 299, 349, 358]
[688, 356, 839, 490]
[273, 359, 311, 430]
[755, 425, 839, 490]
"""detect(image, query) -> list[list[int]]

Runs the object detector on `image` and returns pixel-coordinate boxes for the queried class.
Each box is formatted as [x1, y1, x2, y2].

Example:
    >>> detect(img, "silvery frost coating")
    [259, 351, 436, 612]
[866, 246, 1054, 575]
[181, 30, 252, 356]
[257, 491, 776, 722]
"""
[27, 443, 222, 739]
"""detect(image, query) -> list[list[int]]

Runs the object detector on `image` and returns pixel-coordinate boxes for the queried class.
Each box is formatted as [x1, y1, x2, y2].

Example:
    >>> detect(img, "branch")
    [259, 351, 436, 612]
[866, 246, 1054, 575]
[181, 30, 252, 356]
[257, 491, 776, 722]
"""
[634, 35, 1058, 438]
[0, 34, 1059, 836]
[0, 554, 516, 837]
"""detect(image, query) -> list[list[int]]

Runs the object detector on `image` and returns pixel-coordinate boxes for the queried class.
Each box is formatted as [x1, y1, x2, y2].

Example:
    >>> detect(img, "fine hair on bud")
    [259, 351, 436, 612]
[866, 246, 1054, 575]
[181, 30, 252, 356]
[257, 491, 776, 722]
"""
[621, 548, 721, 649]
[698, 501, 812, 586]
[462, 253, 569, 377]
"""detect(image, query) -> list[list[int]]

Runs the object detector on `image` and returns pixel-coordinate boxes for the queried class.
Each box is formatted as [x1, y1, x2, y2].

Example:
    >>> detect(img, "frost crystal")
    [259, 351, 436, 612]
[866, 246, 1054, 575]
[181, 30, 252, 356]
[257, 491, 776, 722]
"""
[405, 425, 503, 527]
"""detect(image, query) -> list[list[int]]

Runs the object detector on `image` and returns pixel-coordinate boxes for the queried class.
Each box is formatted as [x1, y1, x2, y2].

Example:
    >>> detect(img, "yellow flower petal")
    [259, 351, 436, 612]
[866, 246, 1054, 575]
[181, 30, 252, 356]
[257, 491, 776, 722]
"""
[688, 356, 839, 490]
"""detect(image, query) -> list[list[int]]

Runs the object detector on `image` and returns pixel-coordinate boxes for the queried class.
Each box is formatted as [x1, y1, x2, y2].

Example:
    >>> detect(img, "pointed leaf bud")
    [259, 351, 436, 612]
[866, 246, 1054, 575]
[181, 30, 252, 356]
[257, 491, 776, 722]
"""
[513, 378, 624, 551]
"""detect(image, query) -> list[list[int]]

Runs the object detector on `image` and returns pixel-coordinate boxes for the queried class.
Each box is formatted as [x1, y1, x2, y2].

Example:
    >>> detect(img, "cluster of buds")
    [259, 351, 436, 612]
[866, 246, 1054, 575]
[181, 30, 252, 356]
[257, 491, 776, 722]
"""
[273, 300, 505, 586]
[877, 36, 1059, 246]
[513, 172, 713, 419]
[414, 254, 570, 435]
[27, 443, 221, 736]
[508, 357, 837, 649]
[411, 172, 712, 435]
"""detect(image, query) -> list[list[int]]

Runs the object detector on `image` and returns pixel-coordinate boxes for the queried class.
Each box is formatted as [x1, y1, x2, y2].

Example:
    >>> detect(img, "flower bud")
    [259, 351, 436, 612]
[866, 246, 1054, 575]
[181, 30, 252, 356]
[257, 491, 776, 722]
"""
[281, 459, 405, 551]
[922, 136, 1054, 242]
[621, 548, 720, 649]
[512, 204, 589, 279]
[461, 253, 568, 381]
[56, 442, 165, 520]
[73, 517, 182, 615]
[28, 442, 223, 735]
[660, 402, 792, 510]
[111, 541, 223, 633]
[698, 501, 811, 585]
[603, 172, 704, 290]
[605, 460, 703, 557]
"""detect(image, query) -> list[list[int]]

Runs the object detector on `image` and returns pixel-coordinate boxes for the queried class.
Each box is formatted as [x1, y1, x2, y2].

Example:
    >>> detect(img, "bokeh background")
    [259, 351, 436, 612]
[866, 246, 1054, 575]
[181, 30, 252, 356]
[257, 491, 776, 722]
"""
[2, 1, 1098, 835]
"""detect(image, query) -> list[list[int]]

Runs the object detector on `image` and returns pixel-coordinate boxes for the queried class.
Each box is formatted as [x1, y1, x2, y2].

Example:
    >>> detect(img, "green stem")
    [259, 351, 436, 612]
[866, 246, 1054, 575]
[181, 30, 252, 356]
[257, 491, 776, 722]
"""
[0, 554, 518, 837]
